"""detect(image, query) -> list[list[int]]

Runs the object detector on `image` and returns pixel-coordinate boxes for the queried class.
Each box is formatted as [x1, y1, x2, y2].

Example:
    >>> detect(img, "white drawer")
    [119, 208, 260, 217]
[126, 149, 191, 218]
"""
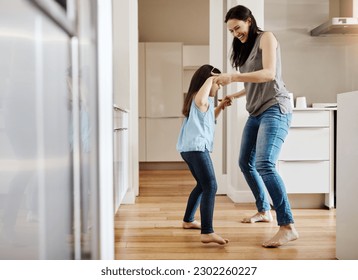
[280, 127, 330, 160]
[277, 161, 330, 193]
[291, 110, 330, 127]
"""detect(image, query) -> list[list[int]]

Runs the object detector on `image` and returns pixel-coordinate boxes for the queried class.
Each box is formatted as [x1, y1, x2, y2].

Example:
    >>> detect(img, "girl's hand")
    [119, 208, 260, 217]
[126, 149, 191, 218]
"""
[219, 96, 233, 110]
[223, 96, 233, 108]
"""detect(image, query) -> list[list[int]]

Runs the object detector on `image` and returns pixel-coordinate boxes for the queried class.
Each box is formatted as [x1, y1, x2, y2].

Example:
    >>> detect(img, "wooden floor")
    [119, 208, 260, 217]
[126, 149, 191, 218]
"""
[115, 170, 336, 260]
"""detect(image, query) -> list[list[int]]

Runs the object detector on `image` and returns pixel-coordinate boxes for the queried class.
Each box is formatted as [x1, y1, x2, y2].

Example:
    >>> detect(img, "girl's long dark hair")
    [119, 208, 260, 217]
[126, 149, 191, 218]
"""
[225, 5, 263, 69]
[182, 64, 221, 117]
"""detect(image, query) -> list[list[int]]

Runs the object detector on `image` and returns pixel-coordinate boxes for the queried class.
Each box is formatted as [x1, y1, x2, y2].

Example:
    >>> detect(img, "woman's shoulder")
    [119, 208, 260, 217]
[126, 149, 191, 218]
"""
[260, 31, 276, 40]
[259, 31, 278, 48]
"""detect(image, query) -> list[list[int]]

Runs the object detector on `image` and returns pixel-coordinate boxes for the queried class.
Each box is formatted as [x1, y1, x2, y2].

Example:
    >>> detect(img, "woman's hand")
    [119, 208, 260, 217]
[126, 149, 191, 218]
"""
[213, 73, 232, 86]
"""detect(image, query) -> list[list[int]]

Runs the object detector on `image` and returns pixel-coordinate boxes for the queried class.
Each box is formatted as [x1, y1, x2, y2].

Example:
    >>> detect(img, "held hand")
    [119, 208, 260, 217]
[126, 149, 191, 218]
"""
[224, 95, 234, 104]
[213, 73, 232, 86]
[219, 96, 233, 110]
[223, 96, 233, 108]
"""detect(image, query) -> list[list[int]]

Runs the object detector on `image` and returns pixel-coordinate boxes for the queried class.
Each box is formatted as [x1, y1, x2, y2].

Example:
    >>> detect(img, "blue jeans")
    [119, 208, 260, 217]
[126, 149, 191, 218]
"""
[181, 150, 217, 234]
[239, 105, 294, 226]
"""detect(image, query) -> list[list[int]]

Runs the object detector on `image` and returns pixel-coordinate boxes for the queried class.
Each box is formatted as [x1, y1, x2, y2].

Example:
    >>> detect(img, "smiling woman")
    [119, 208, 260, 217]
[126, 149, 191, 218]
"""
[214, 4, 298, 248]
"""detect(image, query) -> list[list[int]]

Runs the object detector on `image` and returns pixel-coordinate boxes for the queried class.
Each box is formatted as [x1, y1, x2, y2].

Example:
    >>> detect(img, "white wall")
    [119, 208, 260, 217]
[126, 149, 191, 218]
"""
[265, 0, 358, 105]
[138, 0, 209, 44]
[113, 0, 138, 202]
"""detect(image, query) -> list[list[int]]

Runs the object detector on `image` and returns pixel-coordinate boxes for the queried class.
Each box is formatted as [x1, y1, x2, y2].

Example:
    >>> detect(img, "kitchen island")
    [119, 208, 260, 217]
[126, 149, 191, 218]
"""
[336, 90, 358, 259]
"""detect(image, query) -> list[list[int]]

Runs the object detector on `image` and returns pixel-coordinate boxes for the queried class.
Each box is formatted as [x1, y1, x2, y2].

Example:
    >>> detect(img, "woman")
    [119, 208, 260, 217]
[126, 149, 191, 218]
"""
[176, 64, 231, 245]
[214, 5, 299, 248]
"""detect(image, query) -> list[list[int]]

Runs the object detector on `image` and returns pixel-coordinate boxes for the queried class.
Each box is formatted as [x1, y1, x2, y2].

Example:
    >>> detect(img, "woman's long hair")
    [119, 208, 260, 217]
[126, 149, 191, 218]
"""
[225, 5, 263, 69]
[182, 64, 221, 117]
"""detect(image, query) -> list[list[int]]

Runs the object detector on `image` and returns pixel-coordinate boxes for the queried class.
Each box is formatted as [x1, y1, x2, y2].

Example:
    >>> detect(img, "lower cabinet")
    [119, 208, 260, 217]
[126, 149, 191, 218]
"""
[113, 108, 129, 212]
[140, 118, 184, 162]
[278, 161, 330, 193]
[277, 109, 336, 208]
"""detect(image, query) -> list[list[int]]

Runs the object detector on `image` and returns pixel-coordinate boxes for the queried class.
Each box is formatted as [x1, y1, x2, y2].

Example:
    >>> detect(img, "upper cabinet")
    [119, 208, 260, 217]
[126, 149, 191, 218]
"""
[182, 45, 210, 96]
[145, 42, 183, 118]
[183, 45, 210, 69]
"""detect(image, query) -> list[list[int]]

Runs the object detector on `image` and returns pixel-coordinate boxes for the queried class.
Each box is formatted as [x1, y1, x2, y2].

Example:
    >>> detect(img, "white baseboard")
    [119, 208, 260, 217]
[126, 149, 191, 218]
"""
[226, 183, 255, 203]
[121, 190, 135, 204]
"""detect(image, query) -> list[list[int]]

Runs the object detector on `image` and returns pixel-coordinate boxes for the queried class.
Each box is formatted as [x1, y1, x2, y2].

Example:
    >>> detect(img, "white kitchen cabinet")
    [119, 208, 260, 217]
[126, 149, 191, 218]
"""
[182, 45, 209, 68]
[139, 43, 209, 162]
[277, 109, 336, 208]
[113, 107, 129, 211]
[182, 45, 210, 94]
[138, 118, 146, 162]
[138, 43, 146, 118]
[139, 42, 183, 162]
[146, 118, 183, 162]
[336, 91, 358, 259]
[145, 42, 183, 117]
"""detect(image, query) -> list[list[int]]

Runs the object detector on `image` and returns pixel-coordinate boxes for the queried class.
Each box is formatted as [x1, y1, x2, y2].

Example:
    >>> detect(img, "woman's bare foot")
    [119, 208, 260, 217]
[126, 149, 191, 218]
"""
[262, 224, 299, 248]
[201, 233, 229, 245]
[242, 211, 273, 223]
[182, 220, 201, 229]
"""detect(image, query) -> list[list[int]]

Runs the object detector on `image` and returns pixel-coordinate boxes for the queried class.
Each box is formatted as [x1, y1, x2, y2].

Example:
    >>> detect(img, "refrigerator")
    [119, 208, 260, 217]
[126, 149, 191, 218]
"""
[139, 42, 184, 162]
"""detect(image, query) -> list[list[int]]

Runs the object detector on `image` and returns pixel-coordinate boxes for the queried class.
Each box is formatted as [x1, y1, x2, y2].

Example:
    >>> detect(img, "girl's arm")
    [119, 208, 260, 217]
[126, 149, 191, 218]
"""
[214, 32, 277, 85]
[214, 99, 230, 119]
[194, 76, 215, 112]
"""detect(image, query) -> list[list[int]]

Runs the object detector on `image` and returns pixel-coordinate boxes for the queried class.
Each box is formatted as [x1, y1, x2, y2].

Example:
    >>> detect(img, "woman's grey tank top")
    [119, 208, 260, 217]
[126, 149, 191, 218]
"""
[239, 32, 292, 116]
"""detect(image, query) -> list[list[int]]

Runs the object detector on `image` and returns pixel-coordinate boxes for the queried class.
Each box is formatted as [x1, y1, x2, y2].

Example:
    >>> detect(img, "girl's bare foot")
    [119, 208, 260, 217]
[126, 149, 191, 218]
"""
[182, 220, 201, 229]
[262, 224, 299, 248]
[201, 233, 229, 245]
[242, 211, 273, 223]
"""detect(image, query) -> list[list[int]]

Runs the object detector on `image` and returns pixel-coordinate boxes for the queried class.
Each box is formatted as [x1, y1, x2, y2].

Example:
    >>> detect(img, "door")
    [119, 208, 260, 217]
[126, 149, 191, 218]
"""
[0, 0, 100, 260]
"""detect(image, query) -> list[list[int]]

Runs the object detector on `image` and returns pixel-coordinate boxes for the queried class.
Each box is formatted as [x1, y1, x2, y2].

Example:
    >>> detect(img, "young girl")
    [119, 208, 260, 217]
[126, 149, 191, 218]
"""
[176, 64, 231, 245]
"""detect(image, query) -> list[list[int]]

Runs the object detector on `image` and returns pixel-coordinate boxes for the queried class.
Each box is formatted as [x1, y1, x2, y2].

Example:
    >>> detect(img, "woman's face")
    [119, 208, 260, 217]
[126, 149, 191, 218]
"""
[227, 18, 251, 43]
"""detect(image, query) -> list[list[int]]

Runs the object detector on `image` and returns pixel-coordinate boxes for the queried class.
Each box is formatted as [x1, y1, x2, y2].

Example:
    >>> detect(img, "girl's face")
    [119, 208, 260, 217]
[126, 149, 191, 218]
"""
[227, 18, 251, 43]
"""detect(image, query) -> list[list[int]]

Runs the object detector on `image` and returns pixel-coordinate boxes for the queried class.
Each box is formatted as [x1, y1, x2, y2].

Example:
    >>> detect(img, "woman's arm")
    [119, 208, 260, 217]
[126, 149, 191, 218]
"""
[214, 88, 246, 118]
[227, 88, 246, 99]
[214, 32, 277, 85]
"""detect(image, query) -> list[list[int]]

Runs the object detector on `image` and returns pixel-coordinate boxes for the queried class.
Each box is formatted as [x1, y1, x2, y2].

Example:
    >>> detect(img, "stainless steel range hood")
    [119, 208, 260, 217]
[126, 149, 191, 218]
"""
[311, 0, 358, 36]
